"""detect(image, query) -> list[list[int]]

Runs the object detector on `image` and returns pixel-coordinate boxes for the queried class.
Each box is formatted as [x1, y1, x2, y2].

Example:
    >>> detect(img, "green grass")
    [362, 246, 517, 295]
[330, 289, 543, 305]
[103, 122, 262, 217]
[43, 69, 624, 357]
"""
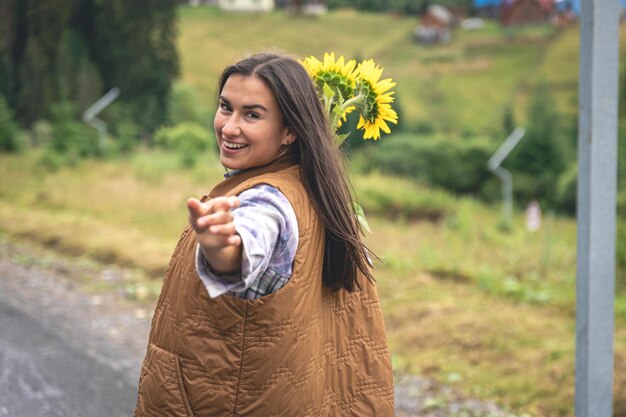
[176, 6, 564, 135]
[1, 150, 625, 416]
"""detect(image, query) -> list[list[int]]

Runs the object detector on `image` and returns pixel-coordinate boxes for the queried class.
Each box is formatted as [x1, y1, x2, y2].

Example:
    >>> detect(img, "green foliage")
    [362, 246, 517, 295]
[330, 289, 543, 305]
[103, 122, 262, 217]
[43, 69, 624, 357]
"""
[153, 122, 214, 167]
[112, 121, 140, 155]
[169, 82, 211, 127]
[101, 103, 141, 154]
[555, 162, 577, 214]
[618, 215, 626, 293]
[0, 47, 9, 99]
[89, 0, 180, 133]
[357, 133, 497, 197]
[48, 102, 99, 162]
[31, 120, 54, 147]
[1, 0, 179, 134]
[353, 173, 458, 222]
[502, 104, 515, 139]
[55, 29, 104, 109]
[0, 95, 20, 152]
[504, 83, 569, 208]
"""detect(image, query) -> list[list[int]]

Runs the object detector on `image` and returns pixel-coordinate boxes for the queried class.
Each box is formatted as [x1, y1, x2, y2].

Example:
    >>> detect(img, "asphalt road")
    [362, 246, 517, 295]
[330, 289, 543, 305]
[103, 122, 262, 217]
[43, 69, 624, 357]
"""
[0, 297, 137, 417]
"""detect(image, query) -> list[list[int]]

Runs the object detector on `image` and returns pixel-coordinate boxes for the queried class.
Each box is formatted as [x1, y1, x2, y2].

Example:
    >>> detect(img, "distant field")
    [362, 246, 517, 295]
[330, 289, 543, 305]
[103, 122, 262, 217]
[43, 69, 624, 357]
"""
[176, 6, 566, 135]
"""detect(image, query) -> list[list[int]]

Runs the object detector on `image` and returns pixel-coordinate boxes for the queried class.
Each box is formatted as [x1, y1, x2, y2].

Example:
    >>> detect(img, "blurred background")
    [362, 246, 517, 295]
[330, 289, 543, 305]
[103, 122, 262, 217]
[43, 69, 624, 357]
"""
[0, 0, 625, 416]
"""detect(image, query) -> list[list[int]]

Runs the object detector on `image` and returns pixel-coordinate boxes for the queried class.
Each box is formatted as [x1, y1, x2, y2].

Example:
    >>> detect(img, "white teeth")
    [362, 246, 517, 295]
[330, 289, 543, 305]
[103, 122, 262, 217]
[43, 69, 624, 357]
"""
[224, 141, 248, 150]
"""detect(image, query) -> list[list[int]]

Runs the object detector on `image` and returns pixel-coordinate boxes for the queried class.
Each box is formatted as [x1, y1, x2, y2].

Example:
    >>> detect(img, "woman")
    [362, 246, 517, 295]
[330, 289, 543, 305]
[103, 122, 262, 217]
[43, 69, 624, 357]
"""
[134, 52, 394, 417]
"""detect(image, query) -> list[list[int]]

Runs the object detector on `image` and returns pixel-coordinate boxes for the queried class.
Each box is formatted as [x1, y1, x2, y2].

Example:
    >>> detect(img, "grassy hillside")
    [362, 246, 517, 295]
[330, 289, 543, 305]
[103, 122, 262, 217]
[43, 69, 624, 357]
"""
[176, 6, 562, 136]
[1, 150, 625, 416]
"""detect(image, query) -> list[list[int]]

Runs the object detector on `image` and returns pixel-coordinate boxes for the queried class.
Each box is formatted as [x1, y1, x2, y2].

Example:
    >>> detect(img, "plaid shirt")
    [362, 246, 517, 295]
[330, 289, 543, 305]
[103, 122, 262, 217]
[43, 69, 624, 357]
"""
[195, 183, 299, 300]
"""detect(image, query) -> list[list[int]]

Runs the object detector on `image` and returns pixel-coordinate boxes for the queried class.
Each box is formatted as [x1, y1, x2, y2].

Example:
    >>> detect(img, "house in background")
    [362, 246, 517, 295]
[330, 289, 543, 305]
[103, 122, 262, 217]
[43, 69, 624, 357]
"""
[218, 0, 275, 12]
[472, 0, 552, 25]
[414, 5, 455, 44]
[501, 0, 554, 26]
[275, 0, 327, 15]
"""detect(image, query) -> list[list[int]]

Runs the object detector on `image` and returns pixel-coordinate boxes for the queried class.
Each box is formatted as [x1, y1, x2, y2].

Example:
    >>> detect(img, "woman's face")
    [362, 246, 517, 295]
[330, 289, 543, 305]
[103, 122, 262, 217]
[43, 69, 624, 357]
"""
[214, 74, 294, 171]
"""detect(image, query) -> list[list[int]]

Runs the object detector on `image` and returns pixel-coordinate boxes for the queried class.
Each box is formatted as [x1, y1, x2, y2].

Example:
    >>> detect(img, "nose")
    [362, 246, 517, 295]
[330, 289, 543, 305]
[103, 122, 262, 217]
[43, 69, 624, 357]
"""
[221, 115, 241, 137]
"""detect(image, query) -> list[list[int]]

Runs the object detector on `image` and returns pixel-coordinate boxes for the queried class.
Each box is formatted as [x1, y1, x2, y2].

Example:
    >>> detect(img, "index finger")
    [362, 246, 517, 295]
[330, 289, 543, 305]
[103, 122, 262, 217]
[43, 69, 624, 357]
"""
[187, 197, 209, 219]
[209, 196, 240, 213]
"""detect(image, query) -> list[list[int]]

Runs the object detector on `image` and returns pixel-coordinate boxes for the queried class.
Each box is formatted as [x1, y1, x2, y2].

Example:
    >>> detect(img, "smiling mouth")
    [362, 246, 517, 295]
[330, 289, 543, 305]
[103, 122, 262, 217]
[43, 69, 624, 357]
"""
[223, 140, 249, 150]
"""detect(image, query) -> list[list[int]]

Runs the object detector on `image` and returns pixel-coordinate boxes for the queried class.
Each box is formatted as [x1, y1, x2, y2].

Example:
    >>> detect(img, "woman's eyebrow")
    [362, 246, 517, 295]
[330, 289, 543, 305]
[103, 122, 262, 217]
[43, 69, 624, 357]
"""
[242, 104, 268, 112]
[219, 96, 267, 112]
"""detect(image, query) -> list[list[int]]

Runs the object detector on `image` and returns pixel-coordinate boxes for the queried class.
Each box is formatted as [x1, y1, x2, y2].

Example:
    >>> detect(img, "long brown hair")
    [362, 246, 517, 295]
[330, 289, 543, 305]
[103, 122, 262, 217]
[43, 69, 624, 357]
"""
[217, 52, 375, 291]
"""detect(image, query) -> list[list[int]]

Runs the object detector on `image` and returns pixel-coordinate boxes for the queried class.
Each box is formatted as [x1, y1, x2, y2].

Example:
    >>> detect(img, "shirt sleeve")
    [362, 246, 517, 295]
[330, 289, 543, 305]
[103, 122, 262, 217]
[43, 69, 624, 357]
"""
[195, 184, 298, 299]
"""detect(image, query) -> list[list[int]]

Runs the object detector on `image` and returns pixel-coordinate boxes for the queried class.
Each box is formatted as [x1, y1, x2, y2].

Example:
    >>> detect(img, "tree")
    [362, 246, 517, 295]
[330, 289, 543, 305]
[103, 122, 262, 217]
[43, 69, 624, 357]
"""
[0, 95, 20, 152]
[0, 0, 179, 134]
[88, 0, 179, 131]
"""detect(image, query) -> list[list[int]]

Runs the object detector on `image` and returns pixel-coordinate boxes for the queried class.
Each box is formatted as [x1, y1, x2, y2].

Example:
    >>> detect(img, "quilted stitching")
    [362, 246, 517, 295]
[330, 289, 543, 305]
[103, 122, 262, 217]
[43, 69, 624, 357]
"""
[135, 164, 394, 416]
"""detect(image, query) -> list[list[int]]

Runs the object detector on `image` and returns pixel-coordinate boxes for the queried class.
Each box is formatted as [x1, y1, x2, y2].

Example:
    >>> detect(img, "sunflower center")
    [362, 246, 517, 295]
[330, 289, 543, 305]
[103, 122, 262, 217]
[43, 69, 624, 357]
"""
[314, 70, 354, 100]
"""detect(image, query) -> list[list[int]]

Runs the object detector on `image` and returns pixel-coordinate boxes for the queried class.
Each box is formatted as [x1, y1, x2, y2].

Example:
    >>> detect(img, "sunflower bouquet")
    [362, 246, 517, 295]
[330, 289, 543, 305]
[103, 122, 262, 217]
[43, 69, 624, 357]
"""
[301, 53, 398, 232]
[301, 52, 398, 144]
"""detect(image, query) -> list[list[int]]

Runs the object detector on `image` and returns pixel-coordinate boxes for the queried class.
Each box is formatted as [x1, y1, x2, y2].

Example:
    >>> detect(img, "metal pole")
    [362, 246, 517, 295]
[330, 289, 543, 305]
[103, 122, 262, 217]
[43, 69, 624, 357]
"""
[575, 0, 619, 415]
[487, 127, 525, 228]
[82, 87, 121, 151]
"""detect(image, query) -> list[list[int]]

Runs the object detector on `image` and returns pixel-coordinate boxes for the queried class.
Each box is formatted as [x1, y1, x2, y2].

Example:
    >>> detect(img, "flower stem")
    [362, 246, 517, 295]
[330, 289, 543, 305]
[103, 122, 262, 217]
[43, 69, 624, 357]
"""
[330, 93, 366, 147]
[341, 93, 366, 111]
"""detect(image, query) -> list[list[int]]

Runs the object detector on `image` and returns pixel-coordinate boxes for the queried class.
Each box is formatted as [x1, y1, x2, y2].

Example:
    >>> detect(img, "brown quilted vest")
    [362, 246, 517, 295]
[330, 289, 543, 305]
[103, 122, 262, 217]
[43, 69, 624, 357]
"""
[134, 156, 394, 417]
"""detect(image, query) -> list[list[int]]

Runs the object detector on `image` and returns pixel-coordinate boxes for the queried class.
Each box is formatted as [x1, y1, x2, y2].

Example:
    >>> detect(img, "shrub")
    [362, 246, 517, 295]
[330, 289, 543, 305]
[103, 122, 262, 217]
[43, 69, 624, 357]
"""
[31, 120, 54, 147]
[99, 103, 141, 154]
[49, 101, 99, 158]
[153, 122, 214, 167]
[0, 95, 20, 152]
[114, 121, 140, 154]
[352, 172, 457, 222]
[358, 133, 496, 197]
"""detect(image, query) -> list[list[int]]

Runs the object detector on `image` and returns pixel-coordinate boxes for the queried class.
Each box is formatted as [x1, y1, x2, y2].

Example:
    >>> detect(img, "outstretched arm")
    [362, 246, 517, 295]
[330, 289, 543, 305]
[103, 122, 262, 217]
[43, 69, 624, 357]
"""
[187, 196, 242, 275]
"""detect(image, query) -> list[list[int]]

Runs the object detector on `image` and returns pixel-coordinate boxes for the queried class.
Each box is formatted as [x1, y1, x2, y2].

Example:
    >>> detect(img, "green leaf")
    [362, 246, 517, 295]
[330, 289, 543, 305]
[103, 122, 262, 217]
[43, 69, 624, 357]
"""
[332, 104, 344, 118]
[334, 132, 350, 147]
[323, 82, 335, 100]
[353, 202, 371, 233]
[336, 87, 345, 102]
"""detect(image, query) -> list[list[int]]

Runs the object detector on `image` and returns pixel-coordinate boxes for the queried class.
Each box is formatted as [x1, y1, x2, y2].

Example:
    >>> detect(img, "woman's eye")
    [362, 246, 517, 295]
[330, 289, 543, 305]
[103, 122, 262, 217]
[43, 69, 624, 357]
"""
[247, 112, 260, 119]
[219, 102, 231, 112]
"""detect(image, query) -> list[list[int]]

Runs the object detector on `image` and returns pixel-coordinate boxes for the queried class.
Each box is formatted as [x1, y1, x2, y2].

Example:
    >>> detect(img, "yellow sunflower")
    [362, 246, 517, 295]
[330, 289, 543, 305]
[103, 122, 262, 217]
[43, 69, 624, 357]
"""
[301, 53, 358, 124]
[301, 52, 358, 91]
[355, 59, 398, 140]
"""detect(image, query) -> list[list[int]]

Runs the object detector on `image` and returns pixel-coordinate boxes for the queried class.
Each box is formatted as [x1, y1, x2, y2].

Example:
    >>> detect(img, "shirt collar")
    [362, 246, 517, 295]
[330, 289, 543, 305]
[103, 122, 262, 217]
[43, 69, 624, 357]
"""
[224, 169, 244, 179]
